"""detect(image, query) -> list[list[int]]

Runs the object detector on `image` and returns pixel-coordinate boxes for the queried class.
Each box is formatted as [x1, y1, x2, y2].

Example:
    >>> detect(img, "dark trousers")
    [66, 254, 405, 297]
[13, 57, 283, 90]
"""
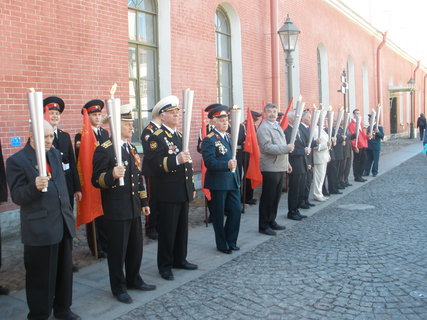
[353, 148, 367, 179]
[103, 217, 143, 296]
[341, 154, 352, 184]
[210, 189, 241, 251]
[419, 127, 425, 140]
[259, 172, 284, 230]
[145, 176, 158, 233]
[288, 171, 306, 212]
[364, 149, 380, 175]
[24, 231, 73, 320]
[157, 202, 189, 273]
[86, 215, 108, 255]
[327, 160, 339, 193]
[302, 169, 313, 204]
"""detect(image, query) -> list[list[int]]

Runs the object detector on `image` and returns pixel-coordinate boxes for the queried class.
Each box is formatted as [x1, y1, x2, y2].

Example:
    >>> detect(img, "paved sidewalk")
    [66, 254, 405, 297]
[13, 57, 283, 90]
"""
[0, 140, 423, 319]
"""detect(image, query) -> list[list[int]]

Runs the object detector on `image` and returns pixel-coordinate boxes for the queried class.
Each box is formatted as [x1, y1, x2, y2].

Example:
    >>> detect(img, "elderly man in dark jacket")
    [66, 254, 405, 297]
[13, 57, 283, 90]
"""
[7, 120, 80, 320]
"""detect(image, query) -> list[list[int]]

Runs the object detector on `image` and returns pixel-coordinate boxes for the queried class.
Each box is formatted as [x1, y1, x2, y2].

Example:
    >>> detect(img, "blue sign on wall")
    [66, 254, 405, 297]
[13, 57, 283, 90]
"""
[10, 137, 22, 147]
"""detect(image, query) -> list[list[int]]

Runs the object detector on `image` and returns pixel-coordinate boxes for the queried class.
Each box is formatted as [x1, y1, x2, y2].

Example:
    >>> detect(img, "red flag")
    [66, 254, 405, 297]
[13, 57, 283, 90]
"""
[44, 105, 50, 122]
[200, 109, 211, 201]
[243, 108, 262, 189]
[76, 109, 103, 227]
[280, 97, 294, 130]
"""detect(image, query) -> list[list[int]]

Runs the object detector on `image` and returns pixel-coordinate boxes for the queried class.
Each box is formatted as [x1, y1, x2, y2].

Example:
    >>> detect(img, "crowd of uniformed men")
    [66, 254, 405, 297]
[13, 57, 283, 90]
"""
[0, 94, 384, 319]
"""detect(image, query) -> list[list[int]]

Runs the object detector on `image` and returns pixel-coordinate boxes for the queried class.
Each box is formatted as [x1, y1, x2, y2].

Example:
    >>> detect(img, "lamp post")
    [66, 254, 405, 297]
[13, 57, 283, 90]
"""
[278, 14, 300, 105]
[338, 70, 348, 113]
[407, 78, 415, 139]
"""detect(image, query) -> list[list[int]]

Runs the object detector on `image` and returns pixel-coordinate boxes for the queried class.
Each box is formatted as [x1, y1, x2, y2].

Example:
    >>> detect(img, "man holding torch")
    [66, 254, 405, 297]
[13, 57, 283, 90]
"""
[201, 105, 242, 252]
[348, 109, 368, 182]
[7, 120, 80, 320]
[144, 96, 197, 281]
[92, 104, 155, 304]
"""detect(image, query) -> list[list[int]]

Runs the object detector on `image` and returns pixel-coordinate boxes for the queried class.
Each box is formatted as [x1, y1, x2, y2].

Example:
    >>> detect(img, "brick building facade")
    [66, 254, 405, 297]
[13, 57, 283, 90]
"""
[0, 0, 426, 218]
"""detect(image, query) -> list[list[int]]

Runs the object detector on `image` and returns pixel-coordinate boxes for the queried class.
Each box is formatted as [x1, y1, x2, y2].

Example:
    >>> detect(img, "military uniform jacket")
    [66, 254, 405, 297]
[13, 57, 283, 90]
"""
[144, 125, 194, 203]
[141, 121, 160, 176]
[53, 129, 81, 195]
[284, 125, 307, 173]
[75, 127, 109, 160]
[92, 140, 148, 220]
[6, 143, 76, 246]
[201, 129, 240, 190]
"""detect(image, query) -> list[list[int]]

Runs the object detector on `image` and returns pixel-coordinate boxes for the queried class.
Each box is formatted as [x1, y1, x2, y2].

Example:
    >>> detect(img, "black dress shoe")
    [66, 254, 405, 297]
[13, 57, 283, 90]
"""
[114, 292, 133, 304]
[287, 212, 302, 221]
[337, 184, 345, 190]
[54, 310, 82, 320]
[323, 192, 330, 197]
[0, 286, 9, 295]
[218, 248, 233, 254]
[173, 262, 198, 270]
[345, 182, 352, 187]
[372, 174, 377, 177]
[270, 222, 286, 230]
[245, 199, 257, 205]
[299, 204, 310, 209]
[259, 227, 277, 236]
[355, 178, 366, 182]
[128, 281, 156, 291]
[330, 190, 343, 194]
[97, 251, 107, 259]
[72, 264, 79, 273]
[160, 270, 174, 280]
[229, 245, 240, 251]
[306, 202, 316, 207]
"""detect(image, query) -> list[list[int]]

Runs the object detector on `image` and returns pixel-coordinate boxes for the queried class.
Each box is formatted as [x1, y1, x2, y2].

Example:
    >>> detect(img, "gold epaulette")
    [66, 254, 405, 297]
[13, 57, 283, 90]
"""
[154, 129, 163, 136]
[207, 132, 215, 138]
[101, 140, 112, 148]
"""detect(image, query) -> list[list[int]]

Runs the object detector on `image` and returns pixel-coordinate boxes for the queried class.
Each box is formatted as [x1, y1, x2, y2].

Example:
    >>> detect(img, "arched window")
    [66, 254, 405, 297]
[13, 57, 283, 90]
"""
[215, 8, 233, 106]
[316, 44, 329, 107]
[128, 0, 158, 143]
[317, 48, 322, 104]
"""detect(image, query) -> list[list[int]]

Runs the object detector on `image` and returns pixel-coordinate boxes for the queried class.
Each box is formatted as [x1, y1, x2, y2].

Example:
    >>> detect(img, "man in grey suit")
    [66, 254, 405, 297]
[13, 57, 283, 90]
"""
[6, 120, 80, 320]
[257, 103, 294, 236]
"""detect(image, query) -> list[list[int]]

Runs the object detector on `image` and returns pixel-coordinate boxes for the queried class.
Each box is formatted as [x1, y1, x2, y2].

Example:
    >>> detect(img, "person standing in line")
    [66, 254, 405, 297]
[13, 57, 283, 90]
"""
[7, 120, 80, 320]
[312, 119, 331, 202]
[0, 139, 9, 296]
[416, 113, 426, 141]
[144, 96, 197, 281]
[284, 110, 308, 220]
[201, 105, 242, 252]
[75, 99, 109, 259]
[92, 104, 156, 304]
[257, 103, 293, 236]
[364, 114, 384, 177]
[348, 109, 369, 182]
[140, 102, 163, 241]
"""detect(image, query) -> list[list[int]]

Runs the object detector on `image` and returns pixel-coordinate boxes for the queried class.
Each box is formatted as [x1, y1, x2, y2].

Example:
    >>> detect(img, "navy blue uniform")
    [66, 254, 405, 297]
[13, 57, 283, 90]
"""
[364, 125, 384, 176]
[201, 129, 241, 251]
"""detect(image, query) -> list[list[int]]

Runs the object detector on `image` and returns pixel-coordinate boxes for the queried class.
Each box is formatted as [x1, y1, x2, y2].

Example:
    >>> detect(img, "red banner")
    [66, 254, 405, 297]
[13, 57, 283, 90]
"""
[243, 108, 262, 189]
[76, 109, 103, 227]
[280, 97, 294, 131]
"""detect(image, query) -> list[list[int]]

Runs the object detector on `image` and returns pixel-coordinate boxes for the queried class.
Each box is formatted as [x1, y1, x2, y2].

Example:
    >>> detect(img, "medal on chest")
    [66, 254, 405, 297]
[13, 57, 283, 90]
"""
[215, 140, 227, 155]
[164, 137, 179, 155]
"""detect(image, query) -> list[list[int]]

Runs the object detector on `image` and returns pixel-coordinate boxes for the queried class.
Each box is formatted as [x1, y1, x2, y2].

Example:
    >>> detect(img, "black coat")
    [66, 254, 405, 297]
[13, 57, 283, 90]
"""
[332, 128, 345, 161]
[299, 124, 315, 167]
[75, 127, 109, 160]
[284, 125, 307, 173]
[144, 125, 194, 203]
[0, 140, 7, 202]
[6, 143, 76, 246]
[92, 140, 148, 220]
[140, 121, 160, 177]
[53, 129, 81, 197]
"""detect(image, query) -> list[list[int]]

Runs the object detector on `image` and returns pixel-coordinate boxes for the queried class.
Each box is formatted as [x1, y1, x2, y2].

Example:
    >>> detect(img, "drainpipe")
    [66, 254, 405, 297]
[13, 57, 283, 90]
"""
[412, 60, 420, 125]
[270, 0, 279, 106]
[424, 73, 427, 115]
[376, 32, 387, 106]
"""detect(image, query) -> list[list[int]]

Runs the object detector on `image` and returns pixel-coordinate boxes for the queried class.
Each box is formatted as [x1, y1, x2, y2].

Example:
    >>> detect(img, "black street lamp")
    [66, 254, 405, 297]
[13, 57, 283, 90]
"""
[338, 70, 348, 113]
[278, 14, 300, 105]
[407, 78, 416, 139]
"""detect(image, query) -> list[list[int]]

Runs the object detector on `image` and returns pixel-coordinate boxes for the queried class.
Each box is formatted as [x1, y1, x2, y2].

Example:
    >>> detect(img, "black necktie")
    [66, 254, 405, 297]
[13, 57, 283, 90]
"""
[123, 143, 129, 154]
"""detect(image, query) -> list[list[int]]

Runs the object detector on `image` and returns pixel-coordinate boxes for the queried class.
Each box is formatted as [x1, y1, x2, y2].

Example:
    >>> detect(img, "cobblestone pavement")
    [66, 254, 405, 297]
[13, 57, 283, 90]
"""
[117, 153, 427, 320]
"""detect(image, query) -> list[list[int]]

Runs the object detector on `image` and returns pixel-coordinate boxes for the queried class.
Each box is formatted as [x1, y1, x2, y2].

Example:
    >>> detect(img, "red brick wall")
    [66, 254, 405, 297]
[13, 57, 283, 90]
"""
[0, 0, 426, 212]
